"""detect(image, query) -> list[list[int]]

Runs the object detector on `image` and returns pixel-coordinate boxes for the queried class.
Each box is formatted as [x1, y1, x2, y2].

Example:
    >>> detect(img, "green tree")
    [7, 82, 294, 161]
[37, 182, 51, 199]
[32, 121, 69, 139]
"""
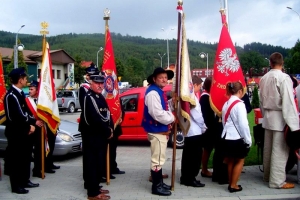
[239, 51, 266, 75]
[6, 39, 27, 74]
[251, 86, 259, 108]
[73, 55, 85, 84]
[285, 39, 300, 74]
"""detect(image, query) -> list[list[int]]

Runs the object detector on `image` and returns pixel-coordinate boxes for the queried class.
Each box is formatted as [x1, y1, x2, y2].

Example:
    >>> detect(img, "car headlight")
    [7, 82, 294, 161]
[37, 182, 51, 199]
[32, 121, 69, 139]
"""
[57, 132, 73, 142]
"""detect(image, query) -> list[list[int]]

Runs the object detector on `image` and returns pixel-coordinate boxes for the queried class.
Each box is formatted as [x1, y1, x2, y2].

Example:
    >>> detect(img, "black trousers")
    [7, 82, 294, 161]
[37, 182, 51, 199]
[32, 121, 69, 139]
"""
[212, 122, 228, 183]
[109, 134, 119, 172]
[45, 131, 56, 170]
[181, 134, 203, 182]
[84, 133, 106, 197]
[7, 137, 32, 189]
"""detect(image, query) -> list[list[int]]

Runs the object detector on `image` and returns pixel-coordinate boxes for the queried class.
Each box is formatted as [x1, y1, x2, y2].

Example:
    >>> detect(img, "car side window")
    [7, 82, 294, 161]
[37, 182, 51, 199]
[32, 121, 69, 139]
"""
[121, 94, 138, 112]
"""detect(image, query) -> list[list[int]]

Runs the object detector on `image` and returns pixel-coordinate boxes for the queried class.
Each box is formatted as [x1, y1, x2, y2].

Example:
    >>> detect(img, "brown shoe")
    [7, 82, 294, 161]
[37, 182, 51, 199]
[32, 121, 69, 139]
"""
[100, 189, 109, 194]
[281, 182, 295, 189]
[88, 194, 111, 200]
[149, 174, 168, 182]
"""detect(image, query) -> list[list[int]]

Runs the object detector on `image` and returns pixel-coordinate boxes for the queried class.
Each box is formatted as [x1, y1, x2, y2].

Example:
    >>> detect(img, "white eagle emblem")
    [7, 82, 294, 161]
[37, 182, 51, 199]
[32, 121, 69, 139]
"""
[216, 48, 240, 76]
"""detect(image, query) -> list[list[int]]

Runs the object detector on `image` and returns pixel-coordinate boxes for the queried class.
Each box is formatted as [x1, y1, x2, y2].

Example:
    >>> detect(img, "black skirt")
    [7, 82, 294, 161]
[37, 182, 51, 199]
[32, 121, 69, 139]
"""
[222, 138, 250, 159]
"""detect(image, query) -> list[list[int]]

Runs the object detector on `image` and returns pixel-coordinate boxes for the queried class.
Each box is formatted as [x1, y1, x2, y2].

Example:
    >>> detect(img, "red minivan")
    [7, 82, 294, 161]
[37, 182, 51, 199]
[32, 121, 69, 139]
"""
[119, 84, 184, 148]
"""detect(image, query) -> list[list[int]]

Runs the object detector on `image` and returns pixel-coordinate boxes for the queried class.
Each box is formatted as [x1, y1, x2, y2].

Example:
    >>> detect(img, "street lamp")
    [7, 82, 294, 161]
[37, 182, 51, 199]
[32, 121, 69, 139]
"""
[158, 53, 166, 68]
[287, 7, 300, 19]
[161, 27, 174, 69]
[199, 52, 208, 77]
[265, 57, 270, 72]
[14, 25, 25, 69]
[97, 47, 103, 68]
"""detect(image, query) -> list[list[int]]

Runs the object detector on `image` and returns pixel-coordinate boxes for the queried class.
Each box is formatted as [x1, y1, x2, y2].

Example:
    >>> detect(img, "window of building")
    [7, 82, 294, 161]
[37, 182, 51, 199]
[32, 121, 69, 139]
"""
[52, 69, 55, 79]
[57, 70, 61, 79]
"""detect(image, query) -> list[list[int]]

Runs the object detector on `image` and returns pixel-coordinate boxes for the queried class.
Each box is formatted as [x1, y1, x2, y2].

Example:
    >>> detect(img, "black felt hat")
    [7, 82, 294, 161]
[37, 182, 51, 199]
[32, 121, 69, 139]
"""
[147, 67, 174, 85]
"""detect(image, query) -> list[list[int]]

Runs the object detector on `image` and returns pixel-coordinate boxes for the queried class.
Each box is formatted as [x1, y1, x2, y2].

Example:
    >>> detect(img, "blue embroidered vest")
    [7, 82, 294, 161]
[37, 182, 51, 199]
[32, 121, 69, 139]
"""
[141, 84, 169, 133]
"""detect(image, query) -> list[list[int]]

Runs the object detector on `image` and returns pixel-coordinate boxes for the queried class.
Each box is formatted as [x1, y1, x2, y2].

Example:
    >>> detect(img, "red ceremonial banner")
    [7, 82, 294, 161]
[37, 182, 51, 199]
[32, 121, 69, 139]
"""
[210, 10, 246, 116]
[102, 29, 122, 128]
[0, 54, 6, 124]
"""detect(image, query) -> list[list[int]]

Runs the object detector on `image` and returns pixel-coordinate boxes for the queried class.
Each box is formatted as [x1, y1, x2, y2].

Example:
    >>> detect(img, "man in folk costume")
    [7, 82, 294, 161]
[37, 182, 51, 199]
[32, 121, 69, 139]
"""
[4, 68, 38, 194]
[259, 52, 299, 189]
[142, 67, 175, 196]
[25, 80, 60, 178]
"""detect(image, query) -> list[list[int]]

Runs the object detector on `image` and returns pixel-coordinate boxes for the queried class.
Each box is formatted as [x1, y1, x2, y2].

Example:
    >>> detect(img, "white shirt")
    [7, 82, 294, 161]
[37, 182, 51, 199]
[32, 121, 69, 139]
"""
[145, 90, 174, 126]
[221, 95, 252, 146]
[186, 97, 207, 137]
[259, 69, 299, 131]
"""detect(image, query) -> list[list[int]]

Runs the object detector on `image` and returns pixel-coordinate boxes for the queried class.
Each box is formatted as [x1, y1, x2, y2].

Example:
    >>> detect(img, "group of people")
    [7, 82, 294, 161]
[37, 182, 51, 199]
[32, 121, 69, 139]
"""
[3, 67, 60, 194]
[78, 63, 125, 200]
[3, 51, 298, 198]
[141, 52, 298, 196]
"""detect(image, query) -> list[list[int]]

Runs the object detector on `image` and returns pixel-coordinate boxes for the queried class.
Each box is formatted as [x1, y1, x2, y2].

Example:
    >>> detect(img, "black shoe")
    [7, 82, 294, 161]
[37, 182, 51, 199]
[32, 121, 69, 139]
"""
[45, 169, 56, 174]
[152, 182, 172, 196]
[228, 185, 242, 191]
[23, 180, 39, 188]
[183, 180, 205, 187]
[111, 169, 125, 174]
[52, 165, 60, 170]
[12, 187, 29, 194]
[228, 186, 243, 193]
[110, 175, 116, 179]
[162, 182, 171, 190]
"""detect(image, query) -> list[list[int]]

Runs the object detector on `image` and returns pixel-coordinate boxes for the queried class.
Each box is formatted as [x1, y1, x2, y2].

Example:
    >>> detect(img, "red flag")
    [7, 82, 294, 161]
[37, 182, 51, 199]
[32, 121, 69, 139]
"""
[37, 42, 60, 133]
[0, 54, 6, 124]
[102, 29, 122, 128]
[173, 4, 196, 135]
[210, 10, 246, 116]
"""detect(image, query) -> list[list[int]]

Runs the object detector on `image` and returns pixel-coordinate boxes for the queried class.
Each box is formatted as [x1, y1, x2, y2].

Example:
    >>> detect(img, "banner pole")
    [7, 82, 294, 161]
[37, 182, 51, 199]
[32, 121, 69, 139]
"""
[103, 8, 111, 186]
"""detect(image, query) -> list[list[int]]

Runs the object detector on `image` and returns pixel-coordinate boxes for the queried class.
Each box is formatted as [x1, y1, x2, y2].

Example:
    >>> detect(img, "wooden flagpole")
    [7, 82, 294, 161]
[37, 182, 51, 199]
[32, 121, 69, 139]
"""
[103, 8, 111, 185]
[40, 21, 49, 179]
[171, 0, 183, 191]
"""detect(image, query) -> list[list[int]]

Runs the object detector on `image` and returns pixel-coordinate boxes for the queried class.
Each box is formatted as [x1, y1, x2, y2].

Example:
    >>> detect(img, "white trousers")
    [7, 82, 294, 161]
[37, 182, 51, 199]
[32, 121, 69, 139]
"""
[263, 129, 289, 188]
[148, 133, 168, 171]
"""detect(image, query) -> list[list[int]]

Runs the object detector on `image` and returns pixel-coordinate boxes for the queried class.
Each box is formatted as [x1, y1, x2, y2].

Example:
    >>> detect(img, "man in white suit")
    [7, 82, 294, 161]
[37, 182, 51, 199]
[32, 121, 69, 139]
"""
[259, 52, 299, 189]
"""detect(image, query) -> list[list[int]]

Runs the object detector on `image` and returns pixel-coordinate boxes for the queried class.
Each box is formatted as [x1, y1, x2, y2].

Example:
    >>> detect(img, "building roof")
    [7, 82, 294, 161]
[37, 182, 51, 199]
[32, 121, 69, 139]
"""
[81, 61, 93, 68]
[0, 47, 75, 64]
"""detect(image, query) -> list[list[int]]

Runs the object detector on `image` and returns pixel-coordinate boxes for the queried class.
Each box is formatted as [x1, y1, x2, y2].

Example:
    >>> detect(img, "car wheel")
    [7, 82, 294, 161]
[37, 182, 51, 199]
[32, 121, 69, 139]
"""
[68, 103, 75, 113]
[169, 127, 184, 149]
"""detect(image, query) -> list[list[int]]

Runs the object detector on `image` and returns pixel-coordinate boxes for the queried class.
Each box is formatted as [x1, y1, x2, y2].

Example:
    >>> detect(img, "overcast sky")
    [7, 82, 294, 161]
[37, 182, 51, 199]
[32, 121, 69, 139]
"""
[1, 0, 300, 49]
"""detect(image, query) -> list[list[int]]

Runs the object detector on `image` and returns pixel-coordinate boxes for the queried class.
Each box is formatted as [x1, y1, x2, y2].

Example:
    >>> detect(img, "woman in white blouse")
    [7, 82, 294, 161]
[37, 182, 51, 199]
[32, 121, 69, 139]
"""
[221, 81, 252, 193]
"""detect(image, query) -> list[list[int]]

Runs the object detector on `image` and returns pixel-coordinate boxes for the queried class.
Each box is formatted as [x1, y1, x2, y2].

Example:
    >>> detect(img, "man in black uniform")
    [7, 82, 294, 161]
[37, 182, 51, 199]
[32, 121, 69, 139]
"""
[78, 63, 100, 189]
[4, 67, 39, 194]
[79, 71, 112, 200]
[25, 80, 60, 178]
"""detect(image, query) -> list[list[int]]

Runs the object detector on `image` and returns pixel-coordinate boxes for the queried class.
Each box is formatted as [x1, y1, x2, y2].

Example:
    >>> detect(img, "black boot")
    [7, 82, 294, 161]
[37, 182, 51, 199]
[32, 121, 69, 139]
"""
[151, 169, 171, 196]
[159, 169, 171, 190]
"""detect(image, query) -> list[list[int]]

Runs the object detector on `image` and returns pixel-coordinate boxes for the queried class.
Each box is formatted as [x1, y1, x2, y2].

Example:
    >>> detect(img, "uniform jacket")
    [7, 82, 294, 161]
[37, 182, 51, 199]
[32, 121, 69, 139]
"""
[4, 86, 35, 140]
[79, 89, 113, 139]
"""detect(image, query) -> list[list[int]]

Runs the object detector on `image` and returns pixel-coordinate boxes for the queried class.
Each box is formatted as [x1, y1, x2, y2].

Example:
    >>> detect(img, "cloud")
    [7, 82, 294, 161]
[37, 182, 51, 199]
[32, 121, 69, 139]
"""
[0, 0, 299, 48]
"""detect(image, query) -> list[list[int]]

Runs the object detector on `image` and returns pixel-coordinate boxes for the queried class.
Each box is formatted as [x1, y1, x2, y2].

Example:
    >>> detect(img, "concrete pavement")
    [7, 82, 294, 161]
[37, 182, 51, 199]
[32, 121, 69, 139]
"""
[0, 112, 299, 200]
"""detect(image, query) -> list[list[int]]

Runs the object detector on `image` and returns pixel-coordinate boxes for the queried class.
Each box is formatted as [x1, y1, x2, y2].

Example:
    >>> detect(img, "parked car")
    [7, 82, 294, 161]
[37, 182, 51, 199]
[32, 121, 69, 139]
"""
[56, 89, 80, 113]
[0, 120, 82, 156]
[119, 84, 185, 148]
